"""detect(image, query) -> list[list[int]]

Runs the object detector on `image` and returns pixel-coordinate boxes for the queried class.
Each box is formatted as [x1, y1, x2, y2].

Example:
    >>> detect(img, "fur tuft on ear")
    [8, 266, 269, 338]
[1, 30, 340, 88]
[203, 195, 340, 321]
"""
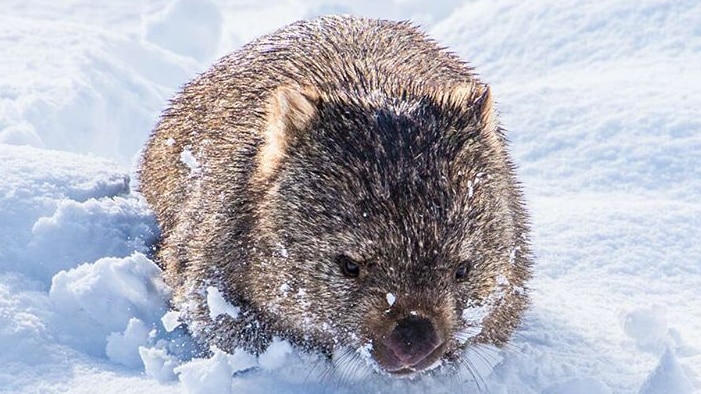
[443, 83, 501, 148]
[474, 84, 497, 131]
[258, 86, 319, 179]
[272, 86, 320, 131]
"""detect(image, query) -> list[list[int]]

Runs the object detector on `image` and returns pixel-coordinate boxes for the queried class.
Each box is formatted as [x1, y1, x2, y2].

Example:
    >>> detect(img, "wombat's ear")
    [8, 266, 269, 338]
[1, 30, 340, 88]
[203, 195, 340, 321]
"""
[259, 86, 320, 178]
[474, 84, 498, 135]
[448, 83, 501, 146]
[269, 85, 320, 132]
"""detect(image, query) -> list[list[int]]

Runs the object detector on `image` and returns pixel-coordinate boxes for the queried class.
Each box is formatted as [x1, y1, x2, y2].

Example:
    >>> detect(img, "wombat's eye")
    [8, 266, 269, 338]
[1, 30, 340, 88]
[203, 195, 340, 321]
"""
[337, 254, 361, 278]
[455, 263, 470, 282]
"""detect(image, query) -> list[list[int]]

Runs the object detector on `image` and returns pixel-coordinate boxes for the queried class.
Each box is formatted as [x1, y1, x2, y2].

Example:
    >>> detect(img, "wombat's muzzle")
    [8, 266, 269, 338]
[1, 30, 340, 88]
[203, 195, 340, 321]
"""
[373, 315, 445, 374]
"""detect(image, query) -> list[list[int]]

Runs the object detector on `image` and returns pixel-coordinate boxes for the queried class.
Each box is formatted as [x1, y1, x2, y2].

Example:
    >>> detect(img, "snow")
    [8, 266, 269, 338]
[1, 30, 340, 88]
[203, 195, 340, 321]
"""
[386, 292, 396, 307]
[140, 345, 180, 383]
[258, 339, 294, 371]
[207, 286, 241, 320]
[162, 310, 182, 333]
[180, 147, 201, 175]
[106, 317, 153, 368]
[640, 349, 695, 394]
[174, 349, 250, 394]
[1, 0, 700, 392]
[48, 251, 170, 372]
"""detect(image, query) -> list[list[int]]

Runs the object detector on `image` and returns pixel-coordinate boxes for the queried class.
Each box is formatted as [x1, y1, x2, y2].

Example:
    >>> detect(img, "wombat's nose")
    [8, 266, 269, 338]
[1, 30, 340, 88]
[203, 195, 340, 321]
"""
[383, 315, 441, 367]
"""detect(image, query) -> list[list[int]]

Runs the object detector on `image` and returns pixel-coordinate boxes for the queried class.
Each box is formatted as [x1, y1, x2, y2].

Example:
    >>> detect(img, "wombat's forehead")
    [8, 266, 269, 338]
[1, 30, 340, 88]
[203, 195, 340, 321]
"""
[317, 90, 454, 131]
[302, 115, 465, 177]
[278, 184, 472, 259]
[279, 140, 477, 233]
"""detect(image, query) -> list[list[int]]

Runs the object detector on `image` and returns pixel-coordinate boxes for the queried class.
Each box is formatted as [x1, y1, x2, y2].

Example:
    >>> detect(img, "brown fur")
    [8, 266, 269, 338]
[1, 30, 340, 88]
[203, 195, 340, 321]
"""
[139, 15, 532, 375]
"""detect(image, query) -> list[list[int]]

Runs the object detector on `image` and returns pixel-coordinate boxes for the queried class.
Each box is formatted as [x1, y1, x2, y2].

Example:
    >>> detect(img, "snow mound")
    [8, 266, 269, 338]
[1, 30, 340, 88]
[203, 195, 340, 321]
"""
[0, 145, 158, 283]
[49, 253, 169, 358]
[640, 349, 695, 394]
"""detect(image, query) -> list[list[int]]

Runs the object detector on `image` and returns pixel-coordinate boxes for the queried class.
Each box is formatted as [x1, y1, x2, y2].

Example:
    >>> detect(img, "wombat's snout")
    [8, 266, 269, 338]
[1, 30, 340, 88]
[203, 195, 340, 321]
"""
[374, 315, 446, 374]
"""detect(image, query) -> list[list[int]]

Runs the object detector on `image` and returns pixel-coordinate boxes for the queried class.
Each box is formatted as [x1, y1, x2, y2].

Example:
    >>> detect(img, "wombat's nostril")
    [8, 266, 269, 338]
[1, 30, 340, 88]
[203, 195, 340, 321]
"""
[384, 315, 440, 365]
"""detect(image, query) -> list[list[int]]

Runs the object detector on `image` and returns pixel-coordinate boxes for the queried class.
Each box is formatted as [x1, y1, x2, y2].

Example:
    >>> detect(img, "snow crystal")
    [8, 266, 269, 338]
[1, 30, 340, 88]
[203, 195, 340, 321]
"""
[460, 303, 491, 341]
[357, 342, 373, 360]
[161, 310, 182, 333]
[206, 286, 240, 320]
[180, 147, 200, 175]
[508, 246, 518, 265]
[277, 243, 289, 258]
[462, 299, 495, 324]
[495, 274, 509, 286]
[385, 293, 396, 307]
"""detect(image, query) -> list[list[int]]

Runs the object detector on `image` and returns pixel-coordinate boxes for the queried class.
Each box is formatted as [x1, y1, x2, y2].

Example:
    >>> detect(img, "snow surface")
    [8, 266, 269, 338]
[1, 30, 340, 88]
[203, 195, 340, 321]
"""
[2, 0, 700, 392]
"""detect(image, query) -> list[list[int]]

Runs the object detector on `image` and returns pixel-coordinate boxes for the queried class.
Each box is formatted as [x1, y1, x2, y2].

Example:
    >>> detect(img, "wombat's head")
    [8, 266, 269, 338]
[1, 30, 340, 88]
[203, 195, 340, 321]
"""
[247, 82, 530, 376]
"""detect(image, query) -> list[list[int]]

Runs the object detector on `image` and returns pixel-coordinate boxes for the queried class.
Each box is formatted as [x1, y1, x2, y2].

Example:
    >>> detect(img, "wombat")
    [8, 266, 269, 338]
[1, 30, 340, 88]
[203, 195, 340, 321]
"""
[139, 15, 532, 377]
